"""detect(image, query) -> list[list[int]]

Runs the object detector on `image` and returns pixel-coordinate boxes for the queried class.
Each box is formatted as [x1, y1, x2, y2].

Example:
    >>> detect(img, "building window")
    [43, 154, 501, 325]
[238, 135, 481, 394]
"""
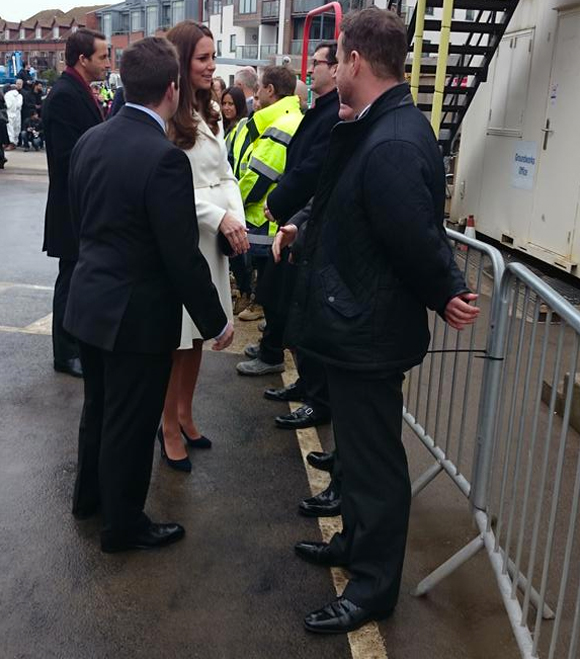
[172, 0, 185, 25]
[4, 29, 9, 40]
[211, 0, 222, 14]
[161, 3, 171, 27]
[72, 25, 78, 33]
[465, 9, 476, 21]
[20, 28, 25, 39]
[239, 0, 257, 14]
[217, 40, 222, 55]
[102, 13, 112, 42]
[146, 5, 158, 35]
[35, 26, 42, 39]
[115, 48, 123, 69]
[53, 25, 59, 39]
[229, 34, 236, 52]
[425, 6, 434, 15]
[131, 11, 141, 33]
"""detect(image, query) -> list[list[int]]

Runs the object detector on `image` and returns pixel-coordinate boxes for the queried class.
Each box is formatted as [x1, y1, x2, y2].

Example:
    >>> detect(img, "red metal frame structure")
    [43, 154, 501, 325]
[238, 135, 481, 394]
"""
[301, 2, 342, 81]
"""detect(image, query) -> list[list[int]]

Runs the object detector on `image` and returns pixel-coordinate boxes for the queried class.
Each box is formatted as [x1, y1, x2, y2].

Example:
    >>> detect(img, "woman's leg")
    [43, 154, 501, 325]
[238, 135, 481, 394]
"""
[160, 349, 189, 460]
[177, 339, 204, 440]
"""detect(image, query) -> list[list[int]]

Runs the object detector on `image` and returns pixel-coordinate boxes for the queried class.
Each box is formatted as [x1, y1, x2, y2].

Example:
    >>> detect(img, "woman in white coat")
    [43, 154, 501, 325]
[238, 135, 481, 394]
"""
[160, 21, 248, 472]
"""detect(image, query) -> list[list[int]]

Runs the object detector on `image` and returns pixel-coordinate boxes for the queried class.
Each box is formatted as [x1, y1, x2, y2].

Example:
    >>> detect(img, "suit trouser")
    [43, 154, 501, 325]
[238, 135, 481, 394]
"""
[73, 341, 172, 538]
[52, 258, 79, 364]
[326, 364, 410, 611]
[296, 349, 330, 414]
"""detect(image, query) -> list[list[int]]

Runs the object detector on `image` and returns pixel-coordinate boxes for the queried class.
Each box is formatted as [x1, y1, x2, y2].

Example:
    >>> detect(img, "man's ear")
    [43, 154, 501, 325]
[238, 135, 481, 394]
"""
[267, 83, 275, 97]
[350, 50, 362, 77]
[167, 80, 178, 102]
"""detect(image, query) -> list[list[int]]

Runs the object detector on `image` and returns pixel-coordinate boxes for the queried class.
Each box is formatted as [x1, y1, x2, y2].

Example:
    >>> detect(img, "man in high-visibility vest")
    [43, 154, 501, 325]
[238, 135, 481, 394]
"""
[232, 66, 303, 358]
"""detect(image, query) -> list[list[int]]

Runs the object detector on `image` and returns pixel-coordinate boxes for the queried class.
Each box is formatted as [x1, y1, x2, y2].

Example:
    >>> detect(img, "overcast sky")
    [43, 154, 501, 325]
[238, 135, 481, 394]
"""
[0, 1, 85, 22]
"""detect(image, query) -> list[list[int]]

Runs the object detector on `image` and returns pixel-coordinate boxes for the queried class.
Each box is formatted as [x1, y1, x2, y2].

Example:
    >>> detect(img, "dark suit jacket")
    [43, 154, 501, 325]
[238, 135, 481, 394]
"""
[64, 106, 227, 354]
[42, 71, 103, 260]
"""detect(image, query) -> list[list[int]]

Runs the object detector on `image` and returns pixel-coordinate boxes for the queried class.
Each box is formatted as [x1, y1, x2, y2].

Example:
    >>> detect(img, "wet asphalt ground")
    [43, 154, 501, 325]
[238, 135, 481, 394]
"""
[0, 152, 524, 659]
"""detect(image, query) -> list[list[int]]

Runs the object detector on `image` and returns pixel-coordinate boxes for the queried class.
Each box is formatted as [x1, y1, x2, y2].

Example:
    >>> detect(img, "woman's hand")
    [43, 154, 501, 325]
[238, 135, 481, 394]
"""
[219, 213, 249, 255]
[272, 224, 298, 263]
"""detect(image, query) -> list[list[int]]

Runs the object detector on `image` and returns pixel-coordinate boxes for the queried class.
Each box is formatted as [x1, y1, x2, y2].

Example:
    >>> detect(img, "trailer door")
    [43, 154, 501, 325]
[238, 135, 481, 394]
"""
[530, 9, 580, 261]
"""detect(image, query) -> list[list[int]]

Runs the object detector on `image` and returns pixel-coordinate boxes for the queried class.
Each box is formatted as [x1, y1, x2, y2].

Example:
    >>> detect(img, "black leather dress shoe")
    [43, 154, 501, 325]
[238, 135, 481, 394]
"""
[101, 522, 185, 553]
[264, 382, 305, 403]
[275, 405, 331, 429]
[294, 541, 345, 567]
[54, 357, 83, 378]
[72, 503, 100, 520]
[299, 482, 341, 517]
[306, 451, 335, 473]
[304, 596, 393, 634]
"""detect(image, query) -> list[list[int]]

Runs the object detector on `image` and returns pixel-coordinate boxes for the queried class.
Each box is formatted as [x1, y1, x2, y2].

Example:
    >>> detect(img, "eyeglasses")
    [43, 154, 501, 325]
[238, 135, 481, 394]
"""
[311, 59, 334, 68]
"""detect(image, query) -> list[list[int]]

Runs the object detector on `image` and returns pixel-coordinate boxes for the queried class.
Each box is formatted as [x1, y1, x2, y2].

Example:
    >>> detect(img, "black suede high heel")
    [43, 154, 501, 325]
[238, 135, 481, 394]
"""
[157, 427, 192, 472]
[180, 425, 212, 449]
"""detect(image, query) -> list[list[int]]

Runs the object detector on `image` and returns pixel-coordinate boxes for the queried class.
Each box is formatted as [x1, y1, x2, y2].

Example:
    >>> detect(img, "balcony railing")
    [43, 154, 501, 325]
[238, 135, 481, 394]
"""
[292, 0, 325, 14]
[236, 44, 259, 59]
[260, 44, 277, 57]
[262, 0, 279, 18]
[290, 38, 322, 55]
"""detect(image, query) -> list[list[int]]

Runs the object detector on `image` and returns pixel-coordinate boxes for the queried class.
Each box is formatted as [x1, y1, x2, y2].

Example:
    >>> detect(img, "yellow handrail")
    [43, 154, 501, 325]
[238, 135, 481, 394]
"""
[430, 0, 455, 137]
[410, 0, 427, 103]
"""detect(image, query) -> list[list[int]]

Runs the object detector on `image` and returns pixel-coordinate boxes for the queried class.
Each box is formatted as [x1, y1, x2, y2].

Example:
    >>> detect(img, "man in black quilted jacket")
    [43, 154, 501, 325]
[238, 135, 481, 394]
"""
[285, 8, 479, 634]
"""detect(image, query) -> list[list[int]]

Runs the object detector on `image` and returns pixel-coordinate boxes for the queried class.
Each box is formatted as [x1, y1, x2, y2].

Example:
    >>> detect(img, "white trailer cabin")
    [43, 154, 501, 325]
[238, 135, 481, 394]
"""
[451, 0, 580, 276]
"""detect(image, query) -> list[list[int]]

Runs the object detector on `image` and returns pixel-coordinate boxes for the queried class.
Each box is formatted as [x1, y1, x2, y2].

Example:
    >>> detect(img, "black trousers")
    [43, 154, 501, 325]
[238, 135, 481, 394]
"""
[52, 258, 79, 364]
[296, 349, 330, 414]
[326, 364, 410, 611]
[259, 303, 286, 364]
[230, 253, 252, 296]
[73, 341, 172, 539]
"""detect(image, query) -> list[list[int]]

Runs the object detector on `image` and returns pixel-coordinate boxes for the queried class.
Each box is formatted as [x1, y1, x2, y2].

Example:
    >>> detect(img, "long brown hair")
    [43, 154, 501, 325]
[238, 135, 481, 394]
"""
[166, 20, 220, 149]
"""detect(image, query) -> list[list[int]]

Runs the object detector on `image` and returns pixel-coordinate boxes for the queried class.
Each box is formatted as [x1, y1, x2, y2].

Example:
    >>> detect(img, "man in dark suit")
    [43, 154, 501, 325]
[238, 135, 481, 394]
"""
[286, 8, 480, 633]
[43, 28, 109, 378]
[65, 37, 234, 553]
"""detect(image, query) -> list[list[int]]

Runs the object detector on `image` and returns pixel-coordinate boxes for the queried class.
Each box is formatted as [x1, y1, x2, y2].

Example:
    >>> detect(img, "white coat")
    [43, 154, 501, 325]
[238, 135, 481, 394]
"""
[5, 89, 22, 145]
[178, 110, 245, 347]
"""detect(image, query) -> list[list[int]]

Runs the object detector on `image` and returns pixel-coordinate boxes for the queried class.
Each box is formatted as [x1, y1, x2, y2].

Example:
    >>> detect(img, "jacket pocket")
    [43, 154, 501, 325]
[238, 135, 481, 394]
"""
[319, 264, 363, 318]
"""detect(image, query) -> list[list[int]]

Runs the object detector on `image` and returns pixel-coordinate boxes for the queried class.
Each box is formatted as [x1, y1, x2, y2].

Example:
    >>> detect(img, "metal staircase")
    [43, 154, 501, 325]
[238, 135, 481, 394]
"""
[388, 0, 520, 154]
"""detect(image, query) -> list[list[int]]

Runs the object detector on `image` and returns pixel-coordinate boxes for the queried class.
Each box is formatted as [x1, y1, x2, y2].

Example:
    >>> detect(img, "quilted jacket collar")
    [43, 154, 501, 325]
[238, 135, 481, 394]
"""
[340, 82, 413, 131]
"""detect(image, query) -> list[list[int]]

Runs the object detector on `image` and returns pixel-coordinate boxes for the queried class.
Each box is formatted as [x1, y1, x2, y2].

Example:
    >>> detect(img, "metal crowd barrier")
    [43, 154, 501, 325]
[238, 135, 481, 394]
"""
[407, 231, 580, 658]
[404, 228, 504, 501]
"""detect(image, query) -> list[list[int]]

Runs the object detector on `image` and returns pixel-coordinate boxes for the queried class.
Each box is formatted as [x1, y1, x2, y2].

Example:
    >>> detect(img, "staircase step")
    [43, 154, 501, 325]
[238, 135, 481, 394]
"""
[424, 19, 505, 33]
[417, 103, 468, 113]
[425, 0, 515, 10]
[418, 85, 472, 95]
[421, 43, 493, 56]
[407, 64, 484, 75]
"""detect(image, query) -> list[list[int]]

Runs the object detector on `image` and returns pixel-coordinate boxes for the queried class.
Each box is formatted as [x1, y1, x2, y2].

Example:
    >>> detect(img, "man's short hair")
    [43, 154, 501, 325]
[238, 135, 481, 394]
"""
[234, 66, 258, 92]
[261, 65, 296, 99]
[120, 37, 179, 106]
[314, 41, 338, 65]
[65, 27, 106, 67]
[340, 8, 407, 80]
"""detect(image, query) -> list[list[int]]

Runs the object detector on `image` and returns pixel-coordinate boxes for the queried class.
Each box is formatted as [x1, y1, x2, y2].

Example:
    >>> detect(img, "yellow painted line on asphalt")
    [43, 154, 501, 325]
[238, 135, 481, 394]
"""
[0, 282, 53, 291]
[0, 313, 53, 336]
[281, 354, 389, 659]
[23, 313, 53, 334]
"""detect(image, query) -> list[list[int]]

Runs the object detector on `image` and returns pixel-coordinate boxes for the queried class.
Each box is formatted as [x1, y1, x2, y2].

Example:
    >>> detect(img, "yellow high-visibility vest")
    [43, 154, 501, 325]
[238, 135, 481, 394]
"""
[231, 95, 303, 236]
